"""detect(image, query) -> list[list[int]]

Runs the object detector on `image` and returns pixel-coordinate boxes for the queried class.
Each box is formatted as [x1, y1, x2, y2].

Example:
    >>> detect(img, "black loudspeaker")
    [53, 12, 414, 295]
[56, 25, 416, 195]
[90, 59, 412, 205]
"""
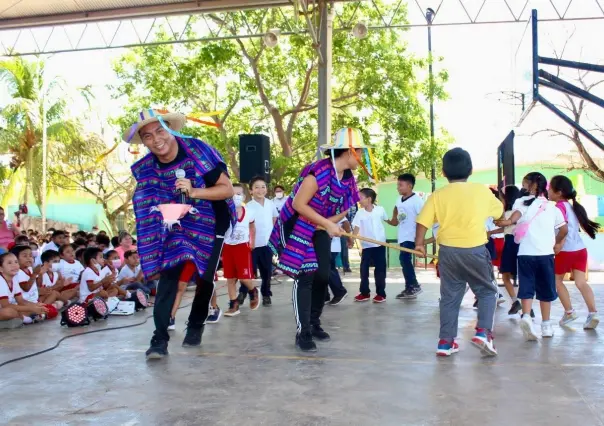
[497, 130, 515, 192]
[239, 134, 270, 184]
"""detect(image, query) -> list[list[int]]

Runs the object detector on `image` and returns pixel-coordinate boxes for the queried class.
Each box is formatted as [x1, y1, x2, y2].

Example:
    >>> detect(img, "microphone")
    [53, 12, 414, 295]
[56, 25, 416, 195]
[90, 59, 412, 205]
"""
[175, 169, 187, 204]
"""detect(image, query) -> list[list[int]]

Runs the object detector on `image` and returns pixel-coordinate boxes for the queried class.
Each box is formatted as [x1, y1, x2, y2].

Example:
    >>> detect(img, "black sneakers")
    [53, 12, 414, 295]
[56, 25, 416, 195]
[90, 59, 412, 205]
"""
[311, 325, 330, 341]
[329, 292, 348, 306]
[146, 339, 168, 360]
[508, 300, 522, 315]
[182, 325, 204, 347]
[397, 287, 423, 299]
[262, 296, 272, 306]
[295, 332, 317, 352]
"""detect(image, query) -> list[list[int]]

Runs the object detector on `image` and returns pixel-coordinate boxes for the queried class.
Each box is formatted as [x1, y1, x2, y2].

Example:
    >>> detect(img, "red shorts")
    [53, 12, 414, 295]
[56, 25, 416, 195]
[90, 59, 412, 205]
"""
[555, 249, 588, 275]
[492, 238, 505, 267]
[222, 243, 253, 280]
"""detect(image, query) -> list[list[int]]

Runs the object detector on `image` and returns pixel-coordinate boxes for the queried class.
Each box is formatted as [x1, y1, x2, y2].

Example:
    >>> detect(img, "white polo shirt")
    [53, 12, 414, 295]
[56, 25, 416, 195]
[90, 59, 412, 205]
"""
[80, 266, 103, 302]
[225, 206, 255, 246]
[118, 264, 141, 281]
[0, 275, 22, 305]
[513, 196, 566, 256]
[556, 201, 586, 252]
[352, 205, 388, 249]
[41, 271, 59, 288]
[59, 259, 84, 284]
[16, 267, 39, 303]
[246, 198, 278, 247]
[395, 193, 424, 243]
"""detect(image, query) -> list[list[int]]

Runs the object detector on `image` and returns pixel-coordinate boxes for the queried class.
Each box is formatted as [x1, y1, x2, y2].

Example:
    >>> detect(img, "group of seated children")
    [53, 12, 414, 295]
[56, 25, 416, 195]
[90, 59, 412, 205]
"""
[0, 232, 151, 328]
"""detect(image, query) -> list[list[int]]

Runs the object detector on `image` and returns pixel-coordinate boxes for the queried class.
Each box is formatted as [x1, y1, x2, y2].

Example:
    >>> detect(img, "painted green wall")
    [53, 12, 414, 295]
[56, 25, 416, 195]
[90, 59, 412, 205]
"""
[377, 164, 604, 265]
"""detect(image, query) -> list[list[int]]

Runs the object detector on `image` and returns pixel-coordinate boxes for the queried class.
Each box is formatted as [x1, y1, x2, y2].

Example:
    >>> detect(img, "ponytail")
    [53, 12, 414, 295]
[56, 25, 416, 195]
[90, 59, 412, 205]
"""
[550, 175, 600, 239]
[523, 172, 548, 206]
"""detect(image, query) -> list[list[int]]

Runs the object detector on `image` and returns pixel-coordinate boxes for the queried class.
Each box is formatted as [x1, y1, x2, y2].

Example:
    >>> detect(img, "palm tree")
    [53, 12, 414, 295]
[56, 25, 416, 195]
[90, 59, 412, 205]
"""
[0, 57, 76, 209]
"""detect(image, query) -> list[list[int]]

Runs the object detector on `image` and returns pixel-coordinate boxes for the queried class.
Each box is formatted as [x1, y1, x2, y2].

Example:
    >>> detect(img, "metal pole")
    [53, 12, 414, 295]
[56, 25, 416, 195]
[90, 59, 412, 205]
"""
[42, 85, 47, 233]
[428, 24, 435, 194]
[317, 0, 333, 159]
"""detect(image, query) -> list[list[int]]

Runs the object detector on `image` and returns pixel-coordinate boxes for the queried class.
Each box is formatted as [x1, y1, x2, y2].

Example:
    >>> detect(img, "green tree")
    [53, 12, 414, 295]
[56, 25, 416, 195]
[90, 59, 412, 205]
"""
[0, 57, 79, 208]
[47, 132, 135, 235]
[112, 1, 449, 186]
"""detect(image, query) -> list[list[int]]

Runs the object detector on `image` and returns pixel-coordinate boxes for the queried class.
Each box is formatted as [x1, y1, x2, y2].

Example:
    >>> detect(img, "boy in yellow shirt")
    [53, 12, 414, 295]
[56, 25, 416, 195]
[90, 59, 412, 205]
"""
[415, 148, 503, 357]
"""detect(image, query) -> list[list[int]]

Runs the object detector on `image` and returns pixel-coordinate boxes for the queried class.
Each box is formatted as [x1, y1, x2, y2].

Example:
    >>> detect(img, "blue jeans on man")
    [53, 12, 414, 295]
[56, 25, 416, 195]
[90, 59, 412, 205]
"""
[400, 241, 420, 291]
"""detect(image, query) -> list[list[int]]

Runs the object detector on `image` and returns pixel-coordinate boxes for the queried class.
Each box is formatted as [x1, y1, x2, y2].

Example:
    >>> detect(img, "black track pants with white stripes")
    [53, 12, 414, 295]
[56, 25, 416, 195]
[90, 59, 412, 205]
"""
[293, 230, 331, 334]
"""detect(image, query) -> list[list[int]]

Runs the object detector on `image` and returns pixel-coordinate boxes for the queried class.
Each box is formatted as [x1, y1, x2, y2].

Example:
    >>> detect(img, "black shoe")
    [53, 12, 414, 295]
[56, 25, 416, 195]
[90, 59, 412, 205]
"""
[237, 292, 246, 306]
[146, 339, 168, 360]
[311, 325, 331, 341]
[530, 309, 535, 318]
[329, 292, 348, 306]
[343, 268, 352, 274]
[182, 325, 204, 347]
[401, 287, 423, 299]
[295, 332, 317, 352]
[508, 300, 522, 315]
[262, 296, 272, 306]
[473, 299, 478, 309]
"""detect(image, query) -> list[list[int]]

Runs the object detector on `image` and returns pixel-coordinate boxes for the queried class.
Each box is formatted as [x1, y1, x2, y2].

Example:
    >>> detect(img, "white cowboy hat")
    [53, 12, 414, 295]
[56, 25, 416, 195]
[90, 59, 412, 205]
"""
[123, 109, 187, 144]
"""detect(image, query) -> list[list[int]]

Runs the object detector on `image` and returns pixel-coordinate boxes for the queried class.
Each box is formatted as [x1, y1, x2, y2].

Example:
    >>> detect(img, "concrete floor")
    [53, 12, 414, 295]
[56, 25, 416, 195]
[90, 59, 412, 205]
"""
[1, 269, 604, 426]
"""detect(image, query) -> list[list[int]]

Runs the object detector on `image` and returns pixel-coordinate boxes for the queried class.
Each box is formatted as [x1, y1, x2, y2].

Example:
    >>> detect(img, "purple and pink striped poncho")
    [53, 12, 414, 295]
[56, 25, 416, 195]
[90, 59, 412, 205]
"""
[268, 158, 359, 277]
[131, 137, 236, 280]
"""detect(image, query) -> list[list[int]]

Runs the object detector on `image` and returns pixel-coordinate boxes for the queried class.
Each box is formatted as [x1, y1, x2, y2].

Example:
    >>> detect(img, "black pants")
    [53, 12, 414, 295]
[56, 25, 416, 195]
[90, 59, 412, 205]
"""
[340, 236, 350, 269]
[359, 246, 387, 297]
[151, 236, 224, 344]
[328, 252, 347, 298]
[294, 231, 331, 334]
[240, 245, 273, 297]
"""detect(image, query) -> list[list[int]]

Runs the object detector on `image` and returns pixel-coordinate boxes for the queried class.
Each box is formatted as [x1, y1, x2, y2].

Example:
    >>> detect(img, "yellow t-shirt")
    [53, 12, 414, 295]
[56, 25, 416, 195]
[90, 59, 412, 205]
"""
[416, 182, 503, 248]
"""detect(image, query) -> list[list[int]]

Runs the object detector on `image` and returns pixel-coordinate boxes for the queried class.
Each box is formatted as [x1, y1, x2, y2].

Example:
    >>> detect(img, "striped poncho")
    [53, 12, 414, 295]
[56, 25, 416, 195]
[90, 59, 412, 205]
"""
[131, 137, 236, 279]
[268, 158, 359, 277]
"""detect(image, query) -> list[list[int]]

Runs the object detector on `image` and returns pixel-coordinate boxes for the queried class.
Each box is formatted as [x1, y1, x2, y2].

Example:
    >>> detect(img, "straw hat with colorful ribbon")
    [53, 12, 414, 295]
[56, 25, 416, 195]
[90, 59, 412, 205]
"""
[321, 127, 378, 182]
[123, 108, 222, 144]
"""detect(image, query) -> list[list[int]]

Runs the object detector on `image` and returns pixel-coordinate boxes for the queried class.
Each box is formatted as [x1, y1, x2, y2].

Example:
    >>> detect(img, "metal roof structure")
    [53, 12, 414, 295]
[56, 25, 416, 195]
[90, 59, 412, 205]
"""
[2, 0, 604, 56]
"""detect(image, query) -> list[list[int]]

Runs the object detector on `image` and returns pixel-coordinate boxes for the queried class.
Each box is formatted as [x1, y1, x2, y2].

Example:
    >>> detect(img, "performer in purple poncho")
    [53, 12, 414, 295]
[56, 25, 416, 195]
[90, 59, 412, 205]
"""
[125, 109, 236, 360]
[268, 128, 377, 352]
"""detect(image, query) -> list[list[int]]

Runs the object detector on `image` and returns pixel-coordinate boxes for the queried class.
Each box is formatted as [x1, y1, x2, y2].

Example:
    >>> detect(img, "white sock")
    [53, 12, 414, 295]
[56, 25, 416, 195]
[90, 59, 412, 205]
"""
[542, 320, 551, 325]
[511, 296, 517, 303]
[589, 312, 597, 315]
[22, 316, 33, 324]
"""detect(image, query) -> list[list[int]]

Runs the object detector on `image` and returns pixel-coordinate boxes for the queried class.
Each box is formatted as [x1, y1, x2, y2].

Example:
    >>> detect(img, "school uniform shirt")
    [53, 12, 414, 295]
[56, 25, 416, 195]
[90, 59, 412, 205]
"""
[101, 266, 118, 285]
[273, 196, 287, 213]
[417, 182, 503, 248]
[79, 266, 103, 302]
[59, 259, 84, 284]
[395, 193, 424, 244]
[555, 201, 586, 252]
[503, 210, 516, 235]
[41, 241, 60, 254]
[513, 196, 566, 256]
[247, 198, 278, 247]
[225, 206, 255, 246]
[118, 264, 142, 282]
[330, 218, 348, 253]
[352, 206, 388, 249]
[485, 217, 504, 239]
[16, 267, 39, 303]
[0, 275, 22, 305]
[41, 271, 59, 288]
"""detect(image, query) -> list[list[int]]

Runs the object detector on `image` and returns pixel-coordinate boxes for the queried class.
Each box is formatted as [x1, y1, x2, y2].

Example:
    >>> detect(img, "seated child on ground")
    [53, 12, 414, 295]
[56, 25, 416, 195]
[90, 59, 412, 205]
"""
[0, 252, 49, 324]
[117, 250, 155, 295]
[59, 244, 84, 290]
[79, 247, 117, 303]
[101, 250, 128, 299]
[40, 250, 79, 304]
[11, 245, 62, 312]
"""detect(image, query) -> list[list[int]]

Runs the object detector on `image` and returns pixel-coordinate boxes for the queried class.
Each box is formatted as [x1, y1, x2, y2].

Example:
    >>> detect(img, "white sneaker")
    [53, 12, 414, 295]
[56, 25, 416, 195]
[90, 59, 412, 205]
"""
[584, 313, 600, 330]
[559, 310, 578, 326]
[520, 315, 538, 341]
[497, 293, 506, 306]
[168, 317, 176, 331]
[541, 322, 554, 338]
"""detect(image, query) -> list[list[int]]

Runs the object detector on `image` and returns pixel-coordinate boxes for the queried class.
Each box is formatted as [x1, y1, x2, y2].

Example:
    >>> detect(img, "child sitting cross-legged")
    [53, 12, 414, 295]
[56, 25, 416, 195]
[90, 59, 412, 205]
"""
[79, 247, 117, 303]
[117, 249, 156, 295]
[101, 250, 129, 299]
[0, 252, 49, 326]
[12, 245, 63, 313]
[39, 250, 79, 305]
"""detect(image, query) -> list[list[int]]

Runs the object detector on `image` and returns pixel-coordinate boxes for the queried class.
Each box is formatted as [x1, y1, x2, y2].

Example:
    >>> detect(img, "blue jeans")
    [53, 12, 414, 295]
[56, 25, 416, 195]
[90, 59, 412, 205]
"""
[399, 241, 419, 290]
[359, 246, 387, 297]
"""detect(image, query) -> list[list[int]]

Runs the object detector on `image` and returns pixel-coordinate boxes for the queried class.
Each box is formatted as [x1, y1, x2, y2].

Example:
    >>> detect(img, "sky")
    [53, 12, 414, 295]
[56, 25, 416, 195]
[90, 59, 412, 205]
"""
[1, 0, 603, 173]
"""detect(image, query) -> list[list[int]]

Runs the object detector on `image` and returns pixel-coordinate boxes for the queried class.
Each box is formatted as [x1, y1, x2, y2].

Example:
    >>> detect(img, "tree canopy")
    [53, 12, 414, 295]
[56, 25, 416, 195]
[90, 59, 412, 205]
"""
[112, 1, 450, 188]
